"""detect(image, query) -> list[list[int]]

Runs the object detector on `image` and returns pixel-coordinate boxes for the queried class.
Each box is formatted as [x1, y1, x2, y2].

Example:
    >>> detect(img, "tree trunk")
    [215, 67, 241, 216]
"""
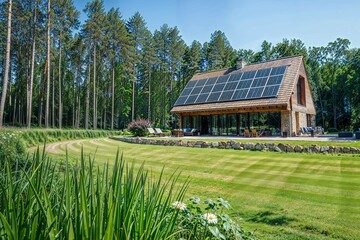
[76, 58, 81, 128]
[148, 66, 151, 121]
[132, 65, 135, 121]
[111, 67, 114, 130]
[85, 57, 90, 129]
[45, 0, 51, 128]
[93, 44, 97, 129]
[332, 73, 337, 129]
[58, 41, 62, 129]
[27, 3, 36, 128]
[0, 0, 12, 128]
[52, 62, 55, 127]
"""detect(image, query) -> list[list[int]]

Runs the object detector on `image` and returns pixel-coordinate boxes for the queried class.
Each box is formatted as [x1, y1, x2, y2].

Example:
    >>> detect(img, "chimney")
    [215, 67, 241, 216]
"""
[236, 59, 246, 70]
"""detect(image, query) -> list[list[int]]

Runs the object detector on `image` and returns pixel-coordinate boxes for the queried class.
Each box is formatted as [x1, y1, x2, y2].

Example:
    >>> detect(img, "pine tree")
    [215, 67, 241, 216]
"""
[84, 0, 105, 130]
[0, 0, 12, 128]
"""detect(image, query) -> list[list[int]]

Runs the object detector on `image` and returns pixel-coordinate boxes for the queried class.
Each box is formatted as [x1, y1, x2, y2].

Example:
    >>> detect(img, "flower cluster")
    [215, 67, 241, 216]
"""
[203, 213, 218, 224]
[172, 201, 187, 211]
[170, 197, 256, 240]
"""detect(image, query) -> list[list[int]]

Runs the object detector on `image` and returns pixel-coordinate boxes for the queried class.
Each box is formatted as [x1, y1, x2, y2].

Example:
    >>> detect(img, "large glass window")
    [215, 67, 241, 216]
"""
[297, 76, 306, 106]
[228, 114, 237, 135]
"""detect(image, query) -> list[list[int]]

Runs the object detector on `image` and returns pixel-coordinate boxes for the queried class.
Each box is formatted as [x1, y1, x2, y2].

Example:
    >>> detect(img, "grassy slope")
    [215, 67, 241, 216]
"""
[40, 138, 360, 240]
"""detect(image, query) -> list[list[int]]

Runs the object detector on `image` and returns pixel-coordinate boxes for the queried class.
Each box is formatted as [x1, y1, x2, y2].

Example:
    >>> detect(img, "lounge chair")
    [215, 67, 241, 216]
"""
[147, 127, 157, 136]
[154, 128, 166, 137]
[244, 129, 251, 137]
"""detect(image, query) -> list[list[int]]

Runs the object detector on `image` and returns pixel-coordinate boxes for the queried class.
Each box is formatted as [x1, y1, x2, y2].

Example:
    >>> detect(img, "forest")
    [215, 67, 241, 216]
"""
[0, 0, 360, 131]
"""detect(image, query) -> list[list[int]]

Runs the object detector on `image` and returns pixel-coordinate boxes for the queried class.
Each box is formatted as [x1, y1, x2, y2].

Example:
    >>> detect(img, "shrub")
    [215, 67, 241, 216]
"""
[171, 197, 256, 239]
[0, 130, 26, 162]
[19, 129, 121, 147]
[127, 118, 151, 136]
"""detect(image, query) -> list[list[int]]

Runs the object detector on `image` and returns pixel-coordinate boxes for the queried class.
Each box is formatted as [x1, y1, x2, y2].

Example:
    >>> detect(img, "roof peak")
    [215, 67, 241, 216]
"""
[246, 55, 303, 67]
[193, 55, 303, 78]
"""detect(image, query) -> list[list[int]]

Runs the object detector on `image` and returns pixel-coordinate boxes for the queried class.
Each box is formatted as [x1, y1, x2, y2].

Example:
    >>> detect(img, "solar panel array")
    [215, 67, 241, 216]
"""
[174, 65, 287, 106]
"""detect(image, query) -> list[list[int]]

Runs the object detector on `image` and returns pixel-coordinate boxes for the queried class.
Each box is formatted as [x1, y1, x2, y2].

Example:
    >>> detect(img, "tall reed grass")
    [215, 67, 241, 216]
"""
[0, 147, 188, 239]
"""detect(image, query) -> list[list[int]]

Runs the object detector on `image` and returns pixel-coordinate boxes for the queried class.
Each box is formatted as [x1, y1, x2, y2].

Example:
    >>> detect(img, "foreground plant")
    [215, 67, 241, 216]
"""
[0, 148, 188, 239]
[171, 197, 256, 240]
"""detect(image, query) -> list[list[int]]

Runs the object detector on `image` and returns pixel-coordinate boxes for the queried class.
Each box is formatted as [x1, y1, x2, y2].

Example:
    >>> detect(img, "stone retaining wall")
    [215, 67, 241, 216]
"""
[110, 137, 360, 154]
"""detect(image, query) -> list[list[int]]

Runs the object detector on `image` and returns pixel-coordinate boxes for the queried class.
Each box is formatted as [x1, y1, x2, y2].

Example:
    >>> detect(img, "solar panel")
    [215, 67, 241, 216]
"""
[247, 87, 264, 99]
[228, 73, 242, 82]
[195, 78, 207, 87]
[206, 77, 218, 85]
[267, 75, 283, 85]
[207, 92, 222, 102]
[270, 66, 286, 75]
[219, 90, 234, 101]
[186, 80, 197, 88]
[185, 95, 198, 104]
[212, 83, 226, 92]
[190, 87, 202, 95]
[201, 85, 213, 94]
[251, 77, 267, 87]
[224, 81, 238, 91]
[241, 70, 256, 79]
[173, 65, 287, 106]
[255, 68, 271, 78]
[237, 80, 252, 89]
[195, 93, 209, 103]
[233, 89, 249, 100]
[262, 85, 280, 97]
[216, 75, 230, 83]
[174, 96, 187, 105]
[181, 88, 192, 95]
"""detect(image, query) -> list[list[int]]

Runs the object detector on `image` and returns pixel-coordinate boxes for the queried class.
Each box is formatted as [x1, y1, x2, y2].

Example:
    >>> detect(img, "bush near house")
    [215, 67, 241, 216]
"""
[127, 118, 151, 137]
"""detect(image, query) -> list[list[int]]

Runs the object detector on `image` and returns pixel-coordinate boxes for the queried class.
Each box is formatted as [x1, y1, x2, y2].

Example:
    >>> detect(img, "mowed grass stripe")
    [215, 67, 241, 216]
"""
[78, 142, 360, 189]
[42, 138, 360, 240]
[56, 140, 360, 198]
[62, 142, 360, 207]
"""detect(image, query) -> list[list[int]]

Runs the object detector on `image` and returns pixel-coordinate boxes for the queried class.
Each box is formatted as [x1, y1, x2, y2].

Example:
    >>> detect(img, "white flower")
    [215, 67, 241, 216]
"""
[203, 213, 218, 224]
[172, 201, 187, 211]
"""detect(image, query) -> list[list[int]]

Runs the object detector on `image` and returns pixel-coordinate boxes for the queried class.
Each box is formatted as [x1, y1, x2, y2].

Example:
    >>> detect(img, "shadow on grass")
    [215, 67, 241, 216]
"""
[248, 210, 296, 226]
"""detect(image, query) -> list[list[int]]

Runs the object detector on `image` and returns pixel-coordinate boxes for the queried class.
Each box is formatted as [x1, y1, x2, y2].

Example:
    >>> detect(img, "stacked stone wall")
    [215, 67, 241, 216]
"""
[111, 137, 360, 155]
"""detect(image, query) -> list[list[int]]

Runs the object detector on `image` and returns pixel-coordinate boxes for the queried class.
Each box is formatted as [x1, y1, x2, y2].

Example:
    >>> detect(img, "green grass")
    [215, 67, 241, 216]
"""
[40, 138, 360, 240]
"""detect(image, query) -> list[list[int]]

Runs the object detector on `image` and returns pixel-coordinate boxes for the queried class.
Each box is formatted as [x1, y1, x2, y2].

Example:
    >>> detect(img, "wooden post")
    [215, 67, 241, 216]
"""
[178, 114, 182, 129]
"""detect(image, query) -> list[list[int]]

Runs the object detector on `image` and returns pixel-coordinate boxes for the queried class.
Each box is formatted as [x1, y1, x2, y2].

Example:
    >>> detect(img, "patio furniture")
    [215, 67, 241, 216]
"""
[244, 129, 251, 137]
[183, 128, 200, 136]
[171, 129, 184, 137]
[154, 128, 166, 137]
[338, 131, 353, 138]
[147, 127, 159, 136]
[251, 129, 263, 137]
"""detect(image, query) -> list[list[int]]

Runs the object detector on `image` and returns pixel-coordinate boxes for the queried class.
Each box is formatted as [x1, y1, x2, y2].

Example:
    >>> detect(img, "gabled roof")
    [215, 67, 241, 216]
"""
[171, 55, 307, 114]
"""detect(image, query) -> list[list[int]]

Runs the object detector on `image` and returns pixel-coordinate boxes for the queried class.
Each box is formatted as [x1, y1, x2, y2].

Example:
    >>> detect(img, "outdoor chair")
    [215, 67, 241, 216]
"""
[244, 129, 251, 137]
[251, 129, 259, 137]
[147, 127, 158, 136]
[154, 128, 166, 137]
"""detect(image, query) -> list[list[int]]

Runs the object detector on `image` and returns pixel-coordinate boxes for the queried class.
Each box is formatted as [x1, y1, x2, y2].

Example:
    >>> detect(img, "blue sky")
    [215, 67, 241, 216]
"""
[74, 0, 360, 51]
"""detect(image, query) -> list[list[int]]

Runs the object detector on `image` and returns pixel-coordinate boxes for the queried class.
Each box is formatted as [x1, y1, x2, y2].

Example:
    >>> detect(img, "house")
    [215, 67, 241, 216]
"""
[171, 55, 316, 136]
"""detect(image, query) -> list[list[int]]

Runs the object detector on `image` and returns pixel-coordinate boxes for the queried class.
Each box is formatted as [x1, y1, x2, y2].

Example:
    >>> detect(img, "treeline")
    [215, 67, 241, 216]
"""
[0, 0, 359, 131]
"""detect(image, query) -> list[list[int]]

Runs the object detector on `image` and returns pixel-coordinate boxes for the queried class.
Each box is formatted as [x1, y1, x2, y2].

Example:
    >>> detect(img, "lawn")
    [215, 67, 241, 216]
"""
[41, 137, 360, 240]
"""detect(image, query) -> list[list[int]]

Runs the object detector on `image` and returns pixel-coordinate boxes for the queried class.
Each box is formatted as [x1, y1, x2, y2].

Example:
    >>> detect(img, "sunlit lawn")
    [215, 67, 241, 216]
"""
[39, 137, 360, 240]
